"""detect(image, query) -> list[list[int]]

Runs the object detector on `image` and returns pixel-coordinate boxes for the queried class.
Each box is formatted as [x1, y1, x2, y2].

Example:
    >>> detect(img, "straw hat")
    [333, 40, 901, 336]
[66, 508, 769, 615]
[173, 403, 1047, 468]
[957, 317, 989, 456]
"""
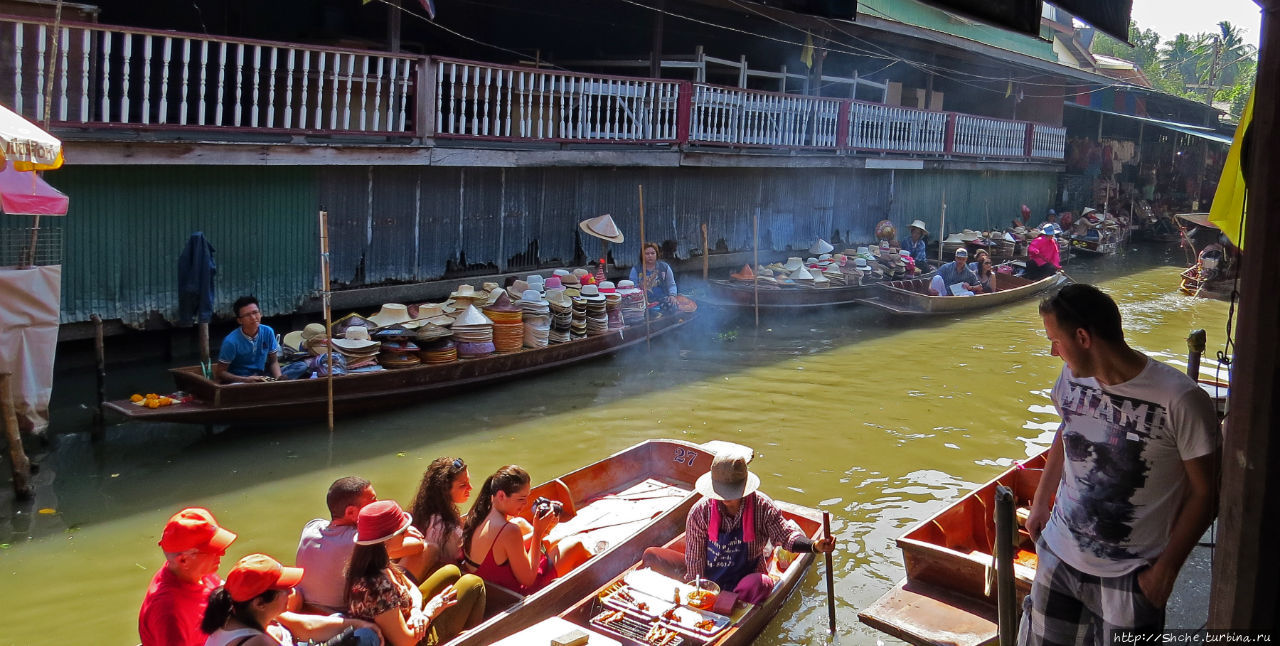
[368, 303, 412, 328]
[909, 219, 929, 234]
[790, 266, 814, 281]
[526, 275, 546, 292]
[809, 238, 834, 255]
[694, 449, 760, 501]
[959, 230, 981, 242]
[454, 305, 493, 327]
[730, 264, 755, 281]
[579, 214, 625, 243]
[782, 257, 803, 272]
[449, 284, 478, 300]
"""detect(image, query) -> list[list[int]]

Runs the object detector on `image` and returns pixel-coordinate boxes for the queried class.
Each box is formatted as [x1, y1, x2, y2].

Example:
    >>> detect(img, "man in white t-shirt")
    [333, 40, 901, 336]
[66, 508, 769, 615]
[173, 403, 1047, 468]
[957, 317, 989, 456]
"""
[1019, 284, 1219, 645]
[296, 476, 377, 614]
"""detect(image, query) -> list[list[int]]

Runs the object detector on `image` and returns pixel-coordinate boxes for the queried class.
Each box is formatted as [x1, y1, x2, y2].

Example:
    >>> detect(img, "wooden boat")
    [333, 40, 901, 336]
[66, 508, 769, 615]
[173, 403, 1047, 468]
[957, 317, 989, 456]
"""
[859, 451, 1049, 646]
[857, 273, 1067, 316]
[1067, 235, 1119, 257]
[1179, 266, 1235, 301]
[444, 438, 741, 646]
[705, 269, 936, 309]
[494, 498, 823, 645]
[103, 311, 694, 425]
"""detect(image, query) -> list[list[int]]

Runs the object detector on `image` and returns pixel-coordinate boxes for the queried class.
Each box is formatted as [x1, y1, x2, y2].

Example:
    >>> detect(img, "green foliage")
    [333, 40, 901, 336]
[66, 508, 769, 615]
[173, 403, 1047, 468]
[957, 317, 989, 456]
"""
[1089, 19, 1256, 120]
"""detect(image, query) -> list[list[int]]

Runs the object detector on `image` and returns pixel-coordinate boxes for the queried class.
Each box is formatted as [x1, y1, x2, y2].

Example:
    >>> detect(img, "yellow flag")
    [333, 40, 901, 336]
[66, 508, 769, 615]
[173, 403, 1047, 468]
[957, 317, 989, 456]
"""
[1005, 81, 1013, 98]
[801, 33, 814, 69]
[1208, 90, 1253, 249]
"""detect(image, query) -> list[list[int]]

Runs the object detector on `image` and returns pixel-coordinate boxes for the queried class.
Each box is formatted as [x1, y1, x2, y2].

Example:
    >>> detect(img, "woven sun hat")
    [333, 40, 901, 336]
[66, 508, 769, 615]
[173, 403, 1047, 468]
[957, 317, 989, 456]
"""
[909, 219, 929, 234]
[730, 264, 755, 281]
[694, 448, 760, 501]
[546, 290, 573, 308]
[856, 246, 871, 257]
[454, 305, 493, 327]
[544, 276, 565, 292]
[373, 325, 413, 339]
[809, 238, 834, 255]
[580, 284, 606, 302]
[282, 329, 307, 352]
[355, 500, 413, 545]
[485, 291, 522, 313]
[782, 257, 803, 272]
[520, 289, 548, 305]
[481, 282, 500, 294]
[943, 233, 966, 243]
[579, 214, 625, 243]
[818, 253, 832, 261]
[598, 281, 616, 293]
[415, 323, 453, 341]
[449, 284, 478, 300]
[572, 268, 591, 279]
[552, 269, 571, 277]
[805, 257, 818, 265]
[854, 257, 870, 271]
[1081, 207, 1098, 217]
[958, 230, 981, 242]
[790, 266, 814, 281]
[368, 303, 412, 328]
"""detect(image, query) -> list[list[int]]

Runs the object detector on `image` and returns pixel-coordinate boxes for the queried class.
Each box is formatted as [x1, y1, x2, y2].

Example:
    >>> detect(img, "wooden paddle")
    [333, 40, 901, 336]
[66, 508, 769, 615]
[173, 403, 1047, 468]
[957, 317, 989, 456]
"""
[823, 511, 836, 634]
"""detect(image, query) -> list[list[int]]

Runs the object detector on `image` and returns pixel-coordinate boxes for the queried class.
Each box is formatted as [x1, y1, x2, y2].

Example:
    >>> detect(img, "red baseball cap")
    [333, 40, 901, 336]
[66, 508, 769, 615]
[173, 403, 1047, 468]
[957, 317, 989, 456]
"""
[158, 507, 237, 553]
[225, 554, 305, 602]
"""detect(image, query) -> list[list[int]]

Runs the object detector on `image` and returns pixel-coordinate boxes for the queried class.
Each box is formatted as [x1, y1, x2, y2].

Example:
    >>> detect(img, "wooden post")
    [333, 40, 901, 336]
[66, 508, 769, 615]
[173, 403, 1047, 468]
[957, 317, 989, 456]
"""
[319, 209, 335, 433]
[637, 186, 652, 351]
[995, 485, 1017, 645]
[823, 511, 836, 634]
[937, 190, 947, 261]
[1187, 329, 1206, 381]
[1, 373, 33, 499]
[701, 223, 709, 280]
[753, 214, 760, 329]
[91, 314, 106, 429]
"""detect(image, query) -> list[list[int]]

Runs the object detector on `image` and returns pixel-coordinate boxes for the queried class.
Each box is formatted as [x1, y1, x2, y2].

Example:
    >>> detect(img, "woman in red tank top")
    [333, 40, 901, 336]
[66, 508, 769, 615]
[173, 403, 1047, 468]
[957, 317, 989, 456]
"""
[461, 465, 591, 594]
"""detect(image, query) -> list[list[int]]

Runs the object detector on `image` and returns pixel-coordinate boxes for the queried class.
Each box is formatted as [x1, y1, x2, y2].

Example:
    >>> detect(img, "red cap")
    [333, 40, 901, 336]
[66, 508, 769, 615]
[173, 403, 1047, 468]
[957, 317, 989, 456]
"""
[356, 500, 412, 545]
[159, 507, 237, 553]
[225, 554, 305, 602]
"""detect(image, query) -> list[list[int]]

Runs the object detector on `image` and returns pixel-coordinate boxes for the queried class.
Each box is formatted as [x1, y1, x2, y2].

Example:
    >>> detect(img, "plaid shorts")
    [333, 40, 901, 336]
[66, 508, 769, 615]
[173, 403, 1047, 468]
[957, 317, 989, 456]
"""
[1017, 538, 1165, 646]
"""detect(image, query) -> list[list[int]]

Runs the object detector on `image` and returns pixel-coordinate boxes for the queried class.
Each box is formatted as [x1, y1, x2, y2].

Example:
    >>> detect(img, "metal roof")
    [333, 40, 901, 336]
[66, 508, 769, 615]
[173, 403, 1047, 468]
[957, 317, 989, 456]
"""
[1066, 103, 1234, 145]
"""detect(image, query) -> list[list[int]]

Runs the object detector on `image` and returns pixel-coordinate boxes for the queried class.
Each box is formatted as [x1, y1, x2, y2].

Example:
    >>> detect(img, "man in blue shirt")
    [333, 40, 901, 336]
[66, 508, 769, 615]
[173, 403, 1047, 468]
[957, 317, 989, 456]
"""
[929, 248, 982, 296]
[214, 295, 281, 383]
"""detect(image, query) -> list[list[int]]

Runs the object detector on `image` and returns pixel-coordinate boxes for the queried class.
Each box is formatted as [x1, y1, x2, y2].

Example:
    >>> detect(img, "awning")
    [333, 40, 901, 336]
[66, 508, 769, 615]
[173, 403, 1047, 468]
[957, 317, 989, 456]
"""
[1065, 103, 1234, 145]
[0, 103, 63, 170]
[0, 161, 68, 215]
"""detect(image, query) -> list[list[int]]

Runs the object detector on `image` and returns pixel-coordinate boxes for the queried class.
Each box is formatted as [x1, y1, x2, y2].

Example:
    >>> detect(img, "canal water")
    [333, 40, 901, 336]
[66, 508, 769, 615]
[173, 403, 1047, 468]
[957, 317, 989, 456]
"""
[1, 244, 1233, 645]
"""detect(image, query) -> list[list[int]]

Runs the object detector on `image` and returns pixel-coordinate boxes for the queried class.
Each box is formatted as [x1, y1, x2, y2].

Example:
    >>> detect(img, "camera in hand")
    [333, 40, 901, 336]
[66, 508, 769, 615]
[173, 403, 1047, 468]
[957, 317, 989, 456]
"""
[532, 497, 564, 519]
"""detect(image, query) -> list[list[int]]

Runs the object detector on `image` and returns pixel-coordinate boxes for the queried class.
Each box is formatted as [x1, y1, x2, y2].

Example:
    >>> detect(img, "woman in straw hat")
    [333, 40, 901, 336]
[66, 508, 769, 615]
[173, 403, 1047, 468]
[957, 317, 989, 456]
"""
[461, 465, 592, 594]
[903, 219, 930, 266]
[202, 554, 379, 646]
[344, 501, 485, 645]
[628, 242, 677, 311]
[641, 450, 835, 604]
[407, 457, 473, 582]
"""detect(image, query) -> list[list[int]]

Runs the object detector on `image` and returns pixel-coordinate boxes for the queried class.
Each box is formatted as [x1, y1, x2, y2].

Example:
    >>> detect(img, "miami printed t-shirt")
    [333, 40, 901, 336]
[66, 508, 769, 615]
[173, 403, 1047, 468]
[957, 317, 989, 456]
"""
[1042, 357, 1219, 577]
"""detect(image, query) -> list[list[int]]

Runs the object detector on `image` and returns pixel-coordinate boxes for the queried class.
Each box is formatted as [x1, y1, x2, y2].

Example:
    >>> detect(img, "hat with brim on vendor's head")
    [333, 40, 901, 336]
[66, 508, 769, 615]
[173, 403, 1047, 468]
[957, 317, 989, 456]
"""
[695, 449, 760, 501]
[909, 219, 929, 235]
[579, 214, 625, 243]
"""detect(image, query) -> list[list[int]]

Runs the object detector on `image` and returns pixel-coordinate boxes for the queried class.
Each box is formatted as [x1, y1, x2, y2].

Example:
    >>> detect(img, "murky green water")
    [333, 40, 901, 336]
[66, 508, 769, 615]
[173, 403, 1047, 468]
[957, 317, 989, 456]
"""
[0, 245, 1233, 645]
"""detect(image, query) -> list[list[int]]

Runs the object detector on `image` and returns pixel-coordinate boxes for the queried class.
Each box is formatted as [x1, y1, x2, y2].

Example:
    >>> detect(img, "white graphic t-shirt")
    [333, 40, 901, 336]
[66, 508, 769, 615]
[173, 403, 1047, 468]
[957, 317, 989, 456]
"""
[1042, 357, 1219, 577]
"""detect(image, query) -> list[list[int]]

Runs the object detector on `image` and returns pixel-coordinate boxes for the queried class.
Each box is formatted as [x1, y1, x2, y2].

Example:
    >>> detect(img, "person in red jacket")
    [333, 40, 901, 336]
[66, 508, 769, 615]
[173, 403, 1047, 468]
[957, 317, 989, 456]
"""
[1025, 224, 1062, 280]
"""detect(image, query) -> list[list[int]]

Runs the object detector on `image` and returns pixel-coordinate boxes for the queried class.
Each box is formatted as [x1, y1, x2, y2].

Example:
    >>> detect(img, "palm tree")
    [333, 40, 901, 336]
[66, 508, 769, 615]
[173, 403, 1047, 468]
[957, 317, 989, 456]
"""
[1212, 21, 1257, 86]
[1160, 33, 1204, 84]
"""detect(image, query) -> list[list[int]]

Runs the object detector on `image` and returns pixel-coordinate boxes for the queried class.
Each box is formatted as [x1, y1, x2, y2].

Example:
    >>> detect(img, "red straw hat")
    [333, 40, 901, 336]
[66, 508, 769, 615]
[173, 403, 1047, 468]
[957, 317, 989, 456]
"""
[356, 500, 413, 545]
[225, 553, 304, 602]
[158, 507, 237, 553]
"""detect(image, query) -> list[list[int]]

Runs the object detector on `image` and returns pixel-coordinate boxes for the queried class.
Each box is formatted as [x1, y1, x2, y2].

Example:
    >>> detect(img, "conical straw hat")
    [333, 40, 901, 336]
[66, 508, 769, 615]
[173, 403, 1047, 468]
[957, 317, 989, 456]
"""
[579, 214, 625, 243]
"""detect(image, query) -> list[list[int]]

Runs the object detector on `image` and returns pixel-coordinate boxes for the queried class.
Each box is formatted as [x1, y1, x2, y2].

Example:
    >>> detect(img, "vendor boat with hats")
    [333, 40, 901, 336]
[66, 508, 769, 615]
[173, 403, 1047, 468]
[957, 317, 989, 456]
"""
[1066, 207, 1122, 257]
[104, 274, 696, 425]
[858, 266, 1068, 316]
[705, 237, 935, 310]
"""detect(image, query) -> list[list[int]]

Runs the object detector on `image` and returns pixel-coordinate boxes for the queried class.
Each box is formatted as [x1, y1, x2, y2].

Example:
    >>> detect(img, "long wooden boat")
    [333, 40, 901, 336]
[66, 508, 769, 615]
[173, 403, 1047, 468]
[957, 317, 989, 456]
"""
[103, 311, 694, 425]
[704, 269, 936, 309]
[1179, 266, 1234, 301]
[857, 273, 1067, 316]
[859, 451, 1049, 646]
[442, 438, 745, 646]
[495, 498, 822, 646]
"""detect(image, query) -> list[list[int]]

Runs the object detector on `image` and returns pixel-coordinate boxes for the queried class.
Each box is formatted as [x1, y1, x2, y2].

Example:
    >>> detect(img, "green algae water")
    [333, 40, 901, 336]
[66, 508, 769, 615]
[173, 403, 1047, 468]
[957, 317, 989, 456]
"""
[0, 247, 1233, 645]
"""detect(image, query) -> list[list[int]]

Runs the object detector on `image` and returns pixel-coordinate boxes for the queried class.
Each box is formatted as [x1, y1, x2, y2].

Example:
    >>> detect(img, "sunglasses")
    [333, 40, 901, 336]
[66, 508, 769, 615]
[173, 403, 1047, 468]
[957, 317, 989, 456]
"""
[452, 458, 464, 470]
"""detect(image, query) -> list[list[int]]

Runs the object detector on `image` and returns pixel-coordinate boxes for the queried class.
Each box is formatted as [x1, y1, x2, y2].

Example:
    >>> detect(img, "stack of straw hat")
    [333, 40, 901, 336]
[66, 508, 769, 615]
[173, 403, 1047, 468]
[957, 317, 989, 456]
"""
[617, 280, 645, 325]
[600, 281, 624, 329]
[331, 325, 381, 369]
[519, 289, 550, 349]
[415, 323, 456, 364]
[374, 326, 420, 369]
[570, 294, 588, 340]
[580, 285, 608, 336]
[452, 306, 495, 358]
[484, 292, 524, 354]
[547, 291, 573, 344]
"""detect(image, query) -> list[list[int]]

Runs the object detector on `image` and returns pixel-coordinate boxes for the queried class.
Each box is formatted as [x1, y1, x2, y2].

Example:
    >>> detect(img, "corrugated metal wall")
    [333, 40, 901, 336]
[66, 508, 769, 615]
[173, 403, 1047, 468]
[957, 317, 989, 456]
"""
[56, 165, 319, 325]
[54, 163, 1057, 325]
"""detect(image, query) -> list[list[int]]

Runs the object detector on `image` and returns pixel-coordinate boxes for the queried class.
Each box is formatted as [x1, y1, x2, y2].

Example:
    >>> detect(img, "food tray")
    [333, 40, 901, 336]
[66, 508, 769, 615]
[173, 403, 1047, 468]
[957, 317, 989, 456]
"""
[661, 604, 731, 639]
[602, 584, 676, 619]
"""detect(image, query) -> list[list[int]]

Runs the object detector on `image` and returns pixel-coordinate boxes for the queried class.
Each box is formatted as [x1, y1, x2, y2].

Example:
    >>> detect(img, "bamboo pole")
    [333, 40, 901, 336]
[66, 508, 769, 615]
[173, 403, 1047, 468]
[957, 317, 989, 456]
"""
[637, 186, 652, 350]
[753, 215, 760, 328]
[319, 209, 335, 433]
[937, 190, 947, 261]
[701, 223, 709, 280]
[92, 314, 105, 428]
[823, 511, 836, 633]
[0, 373, 32, 499]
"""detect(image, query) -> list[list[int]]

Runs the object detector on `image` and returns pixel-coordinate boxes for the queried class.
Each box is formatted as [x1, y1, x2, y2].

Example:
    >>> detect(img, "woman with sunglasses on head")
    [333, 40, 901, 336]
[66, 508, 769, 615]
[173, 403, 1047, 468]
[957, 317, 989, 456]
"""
[203, 554, 379, 646]
[405, 457, 472, 582]
[462, 465, 592, 594]
[345, 501, 485, 646]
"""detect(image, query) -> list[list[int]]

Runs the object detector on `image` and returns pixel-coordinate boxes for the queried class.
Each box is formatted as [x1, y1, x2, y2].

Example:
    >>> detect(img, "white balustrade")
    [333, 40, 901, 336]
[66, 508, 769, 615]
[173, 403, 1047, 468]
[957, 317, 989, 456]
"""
[954, 114, 1027, 157]
[846, 101, 946, 153]
[1031, 124, 1067, 159]
[434, 58, 682, 142]
[0, 16, 419, 134]
[689, 83, 841, 147]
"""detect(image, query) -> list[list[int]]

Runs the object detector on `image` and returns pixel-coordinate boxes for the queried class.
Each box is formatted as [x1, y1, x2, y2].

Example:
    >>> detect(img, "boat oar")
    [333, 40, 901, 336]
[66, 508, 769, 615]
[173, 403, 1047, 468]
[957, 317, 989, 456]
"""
[823, 511, 836, 634]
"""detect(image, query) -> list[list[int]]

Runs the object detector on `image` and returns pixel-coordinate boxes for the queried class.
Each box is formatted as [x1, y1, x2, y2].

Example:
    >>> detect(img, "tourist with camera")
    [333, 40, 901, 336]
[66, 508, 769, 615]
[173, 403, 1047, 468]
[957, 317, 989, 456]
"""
[461, 465, 592, 594]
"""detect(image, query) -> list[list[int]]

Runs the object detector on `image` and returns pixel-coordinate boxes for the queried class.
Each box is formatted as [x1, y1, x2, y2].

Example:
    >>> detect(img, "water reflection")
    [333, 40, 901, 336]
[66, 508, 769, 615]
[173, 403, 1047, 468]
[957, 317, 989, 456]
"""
[1, 245, 1234, 644]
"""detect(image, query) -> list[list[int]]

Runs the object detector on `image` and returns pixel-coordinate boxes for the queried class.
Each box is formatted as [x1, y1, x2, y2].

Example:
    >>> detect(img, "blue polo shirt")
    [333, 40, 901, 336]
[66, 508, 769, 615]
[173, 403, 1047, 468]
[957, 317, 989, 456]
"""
[937, 261, 980, 290]
[217, 324, 279, 377]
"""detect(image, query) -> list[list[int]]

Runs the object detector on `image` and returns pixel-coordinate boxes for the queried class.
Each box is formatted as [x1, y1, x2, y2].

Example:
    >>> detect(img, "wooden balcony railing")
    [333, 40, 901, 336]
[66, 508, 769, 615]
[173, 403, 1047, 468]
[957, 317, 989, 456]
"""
[0, 14, 420, 135]
[0, 15, 1065, 160]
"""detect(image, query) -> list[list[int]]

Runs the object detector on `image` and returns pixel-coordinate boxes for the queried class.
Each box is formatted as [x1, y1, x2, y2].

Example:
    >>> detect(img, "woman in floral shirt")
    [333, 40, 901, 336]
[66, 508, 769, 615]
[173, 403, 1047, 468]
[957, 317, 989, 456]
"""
[344, 501, 485, 645]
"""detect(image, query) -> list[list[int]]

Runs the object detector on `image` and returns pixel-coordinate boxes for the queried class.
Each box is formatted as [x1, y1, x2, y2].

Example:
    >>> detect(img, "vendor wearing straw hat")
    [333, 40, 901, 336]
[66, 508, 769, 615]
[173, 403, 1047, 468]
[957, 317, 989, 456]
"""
[903, 219, 930, 266]
[641, 449, 835, 604]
